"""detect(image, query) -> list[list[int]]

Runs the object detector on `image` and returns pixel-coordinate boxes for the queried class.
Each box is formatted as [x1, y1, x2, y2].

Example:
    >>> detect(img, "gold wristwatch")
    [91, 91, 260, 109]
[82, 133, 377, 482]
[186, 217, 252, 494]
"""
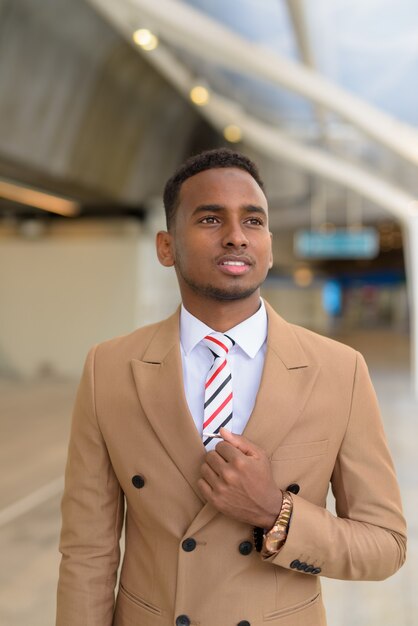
[261, 491, 293, 557]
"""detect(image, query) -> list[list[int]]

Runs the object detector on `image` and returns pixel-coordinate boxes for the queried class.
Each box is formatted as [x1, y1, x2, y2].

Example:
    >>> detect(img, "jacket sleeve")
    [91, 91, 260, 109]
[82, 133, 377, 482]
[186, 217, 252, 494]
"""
[56, 346, 125, 626]
[270, 351, 406, 580]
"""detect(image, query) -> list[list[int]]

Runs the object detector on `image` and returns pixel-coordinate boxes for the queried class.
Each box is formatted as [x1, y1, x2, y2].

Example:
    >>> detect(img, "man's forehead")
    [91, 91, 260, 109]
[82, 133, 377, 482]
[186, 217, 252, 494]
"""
[179, 167, 267, 204]
[182, 166, 257, 184]
[191, 203, 267, 217]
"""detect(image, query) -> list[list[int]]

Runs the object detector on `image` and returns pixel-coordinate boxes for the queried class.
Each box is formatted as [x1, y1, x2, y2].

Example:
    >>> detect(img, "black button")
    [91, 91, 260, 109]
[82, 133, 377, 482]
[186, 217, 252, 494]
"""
[237, 621, 251, 626]
[239, 541, 253, 556]
[311, 567, 322, 575]
[182, 538, 197, 552]
[290, 559, 300, 569]
[305, 564, 314, 573]
[297, 561, 308, 571]
[286, 483, 300, 495]
[131, 474, 145, 489]
[176, 615, 190, 626]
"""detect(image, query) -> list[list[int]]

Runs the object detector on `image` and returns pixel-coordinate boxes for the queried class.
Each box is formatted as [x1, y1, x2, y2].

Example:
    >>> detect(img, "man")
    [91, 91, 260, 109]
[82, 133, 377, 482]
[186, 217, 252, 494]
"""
[57, 148, 406, 626]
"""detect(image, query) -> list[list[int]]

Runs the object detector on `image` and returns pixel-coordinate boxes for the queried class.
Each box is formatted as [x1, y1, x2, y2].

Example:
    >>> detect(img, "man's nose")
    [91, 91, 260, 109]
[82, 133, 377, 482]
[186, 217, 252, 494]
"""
[222, 223, 249, 248]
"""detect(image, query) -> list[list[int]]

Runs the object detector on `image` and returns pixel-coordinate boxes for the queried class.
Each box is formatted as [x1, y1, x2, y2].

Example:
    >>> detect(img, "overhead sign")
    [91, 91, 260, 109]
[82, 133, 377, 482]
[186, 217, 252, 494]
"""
[294, 228, 379, 259]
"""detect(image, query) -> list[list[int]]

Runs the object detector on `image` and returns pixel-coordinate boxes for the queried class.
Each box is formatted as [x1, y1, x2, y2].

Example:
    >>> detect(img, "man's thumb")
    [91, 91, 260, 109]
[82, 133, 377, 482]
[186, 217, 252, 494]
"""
[219, 428, 258, 457]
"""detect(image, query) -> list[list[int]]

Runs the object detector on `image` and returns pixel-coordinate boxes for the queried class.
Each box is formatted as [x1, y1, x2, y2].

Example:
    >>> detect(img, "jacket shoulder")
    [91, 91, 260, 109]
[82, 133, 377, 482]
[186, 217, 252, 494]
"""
[289, 322, 357, 361]
[265, 300, 358, 366]
[92, 312, 179, 363]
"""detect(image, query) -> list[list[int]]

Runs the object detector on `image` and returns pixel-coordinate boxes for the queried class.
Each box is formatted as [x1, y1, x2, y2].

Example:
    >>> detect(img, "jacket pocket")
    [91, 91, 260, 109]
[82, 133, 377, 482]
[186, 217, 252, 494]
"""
[264, 592, 320, 621]
[271, 440, 328, 461]
[119, 583, 162, 616]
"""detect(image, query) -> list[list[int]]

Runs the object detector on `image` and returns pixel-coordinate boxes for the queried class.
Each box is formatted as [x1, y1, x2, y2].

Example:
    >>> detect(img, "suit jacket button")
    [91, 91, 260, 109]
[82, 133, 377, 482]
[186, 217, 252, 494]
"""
[286, 483, 300, 494]
[131, 474, 145, 489]
[311, 567, 322, 575]
[237, 621, 251, 626]
[176, 615, 190, 626]
[239, 541, 253, 556]
[290, 559, 300, 569]
[305, 564, 314, 573]
[297, 561, 308, 571]
[182, 538, 197, 552]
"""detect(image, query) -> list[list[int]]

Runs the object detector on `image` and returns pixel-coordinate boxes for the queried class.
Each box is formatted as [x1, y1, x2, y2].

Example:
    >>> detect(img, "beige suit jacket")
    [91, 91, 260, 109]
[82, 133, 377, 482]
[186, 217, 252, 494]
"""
[57, 302, 406, 626]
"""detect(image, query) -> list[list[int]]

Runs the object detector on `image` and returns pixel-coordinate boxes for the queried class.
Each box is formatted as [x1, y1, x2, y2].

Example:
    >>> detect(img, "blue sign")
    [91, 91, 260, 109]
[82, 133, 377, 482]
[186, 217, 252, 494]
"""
[294, 228, 379, 259]
[322, 280, 342, 315]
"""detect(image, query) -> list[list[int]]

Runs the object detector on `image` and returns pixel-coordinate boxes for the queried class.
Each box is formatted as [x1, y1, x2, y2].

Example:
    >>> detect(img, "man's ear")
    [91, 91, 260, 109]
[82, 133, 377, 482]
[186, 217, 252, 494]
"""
[269, 231, 274, 269]
[156, 230, 175, 267]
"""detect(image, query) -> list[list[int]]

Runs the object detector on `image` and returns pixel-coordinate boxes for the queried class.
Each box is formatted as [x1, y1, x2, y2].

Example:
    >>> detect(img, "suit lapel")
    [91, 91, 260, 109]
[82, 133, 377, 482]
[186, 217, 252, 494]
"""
[130, 309, 206, 503]
[244, 302, 320, 455]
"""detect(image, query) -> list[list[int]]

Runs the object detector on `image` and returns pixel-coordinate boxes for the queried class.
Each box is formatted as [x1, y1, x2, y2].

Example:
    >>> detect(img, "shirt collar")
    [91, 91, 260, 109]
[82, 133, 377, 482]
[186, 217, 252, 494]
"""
[180, 299, 267, 359]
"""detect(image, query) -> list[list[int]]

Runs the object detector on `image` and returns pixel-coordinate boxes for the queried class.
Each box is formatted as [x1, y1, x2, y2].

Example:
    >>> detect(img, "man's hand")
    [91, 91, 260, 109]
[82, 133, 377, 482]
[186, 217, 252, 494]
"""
[198, 428, 282, 528]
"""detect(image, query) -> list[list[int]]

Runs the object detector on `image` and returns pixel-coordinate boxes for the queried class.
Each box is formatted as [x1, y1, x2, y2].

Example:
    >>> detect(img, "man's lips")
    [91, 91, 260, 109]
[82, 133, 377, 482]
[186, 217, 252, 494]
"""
[217, 256, 253, 275]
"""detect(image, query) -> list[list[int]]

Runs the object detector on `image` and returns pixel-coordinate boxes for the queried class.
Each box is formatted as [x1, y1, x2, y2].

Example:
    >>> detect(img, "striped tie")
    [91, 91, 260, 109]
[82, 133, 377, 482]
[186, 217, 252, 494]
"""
[202, 333, 235, 450]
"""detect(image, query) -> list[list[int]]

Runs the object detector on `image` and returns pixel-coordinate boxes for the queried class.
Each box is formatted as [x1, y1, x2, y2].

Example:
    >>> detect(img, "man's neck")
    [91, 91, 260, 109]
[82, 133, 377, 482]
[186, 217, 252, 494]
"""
[181, 293, 261, 332]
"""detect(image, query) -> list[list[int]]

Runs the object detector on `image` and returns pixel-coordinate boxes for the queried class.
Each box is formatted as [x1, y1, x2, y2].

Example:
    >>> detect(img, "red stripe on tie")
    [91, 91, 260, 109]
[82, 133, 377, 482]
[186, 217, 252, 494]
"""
[203, 392, 233, 429]
[205, 359, 227, 389]
[205, 335, 229, 353]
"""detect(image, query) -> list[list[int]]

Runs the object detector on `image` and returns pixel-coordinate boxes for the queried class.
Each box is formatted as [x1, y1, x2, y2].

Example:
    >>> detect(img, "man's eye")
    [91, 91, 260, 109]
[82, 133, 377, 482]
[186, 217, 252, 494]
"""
[200, 216, 220, 224]
[246, 218, 263, 225]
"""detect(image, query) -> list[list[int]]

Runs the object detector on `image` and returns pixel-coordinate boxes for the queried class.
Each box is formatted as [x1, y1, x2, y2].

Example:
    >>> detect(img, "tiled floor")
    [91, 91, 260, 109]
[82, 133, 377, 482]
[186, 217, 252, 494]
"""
[0, 331, 417, 626]
[0, 380, 75, 626]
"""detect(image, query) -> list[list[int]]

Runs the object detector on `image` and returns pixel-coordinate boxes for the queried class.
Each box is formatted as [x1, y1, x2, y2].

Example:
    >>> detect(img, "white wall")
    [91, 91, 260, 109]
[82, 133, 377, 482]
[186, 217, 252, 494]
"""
[0, 219, 179, 379]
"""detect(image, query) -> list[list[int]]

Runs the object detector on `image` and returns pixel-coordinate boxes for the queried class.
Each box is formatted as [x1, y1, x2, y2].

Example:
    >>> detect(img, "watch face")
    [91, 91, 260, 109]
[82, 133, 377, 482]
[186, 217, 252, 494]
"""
[265, 528, 286, 552]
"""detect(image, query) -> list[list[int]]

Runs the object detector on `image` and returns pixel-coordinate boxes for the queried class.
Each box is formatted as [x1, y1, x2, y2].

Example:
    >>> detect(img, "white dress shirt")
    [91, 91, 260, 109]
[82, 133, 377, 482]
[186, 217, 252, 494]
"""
[180, 300, 268, 436]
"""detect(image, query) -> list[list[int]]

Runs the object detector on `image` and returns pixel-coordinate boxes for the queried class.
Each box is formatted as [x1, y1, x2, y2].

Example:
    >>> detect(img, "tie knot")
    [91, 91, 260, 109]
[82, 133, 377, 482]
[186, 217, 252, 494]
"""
[203, 333, 235, 358]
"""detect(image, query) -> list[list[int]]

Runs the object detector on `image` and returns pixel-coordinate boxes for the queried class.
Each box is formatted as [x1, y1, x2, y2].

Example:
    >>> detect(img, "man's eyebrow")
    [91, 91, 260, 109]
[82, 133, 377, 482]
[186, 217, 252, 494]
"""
[192, 204, 267, 216]
[192, 204, 224, 215]
[244, 205, 268, 216]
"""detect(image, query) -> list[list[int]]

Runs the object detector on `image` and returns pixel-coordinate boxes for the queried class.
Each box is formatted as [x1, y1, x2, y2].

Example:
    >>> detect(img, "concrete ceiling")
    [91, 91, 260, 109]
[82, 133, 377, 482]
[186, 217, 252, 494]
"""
[1, 0, 418, 231]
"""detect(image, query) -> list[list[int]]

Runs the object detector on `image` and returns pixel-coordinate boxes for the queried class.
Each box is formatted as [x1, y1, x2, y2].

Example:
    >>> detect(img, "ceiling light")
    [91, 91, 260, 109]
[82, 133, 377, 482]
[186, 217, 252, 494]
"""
[133, 28, 159, 51]
[223, 124, 242, 143]
[293, 266, 314, 288]
[190, 85, 210, 106]
[0, 180, 79, 217]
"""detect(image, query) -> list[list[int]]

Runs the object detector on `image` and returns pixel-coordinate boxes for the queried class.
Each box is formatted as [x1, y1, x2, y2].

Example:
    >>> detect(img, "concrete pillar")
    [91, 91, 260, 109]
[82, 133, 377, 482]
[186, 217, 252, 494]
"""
[134, 200, 180, 328]
[403, 213, 418, 398]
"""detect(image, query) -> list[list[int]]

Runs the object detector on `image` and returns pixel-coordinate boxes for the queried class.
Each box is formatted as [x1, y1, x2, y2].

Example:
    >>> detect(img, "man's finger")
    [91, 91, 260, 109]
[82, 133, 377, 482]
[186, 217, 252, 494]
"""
[200, 462, 220, 489]
[219, 428, 261, 457]
[197, 477, 212, 501]
[203, 450, 227, 475]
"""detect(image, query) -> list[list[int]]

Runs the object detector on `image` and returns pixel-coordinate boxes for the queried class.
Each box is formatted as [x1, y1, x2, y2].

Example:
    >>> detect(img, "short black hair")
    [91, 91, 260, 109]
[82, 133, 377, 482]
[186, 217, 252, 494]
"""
[163, 148, 265, 229]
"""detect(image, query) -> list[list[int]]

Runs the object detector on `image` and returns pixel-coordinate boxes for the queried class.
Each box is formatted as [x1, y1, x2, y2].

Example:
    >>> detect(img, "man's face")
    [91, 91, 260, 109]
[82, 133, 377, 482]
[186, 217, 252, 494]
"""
[159, 167, 273, 304]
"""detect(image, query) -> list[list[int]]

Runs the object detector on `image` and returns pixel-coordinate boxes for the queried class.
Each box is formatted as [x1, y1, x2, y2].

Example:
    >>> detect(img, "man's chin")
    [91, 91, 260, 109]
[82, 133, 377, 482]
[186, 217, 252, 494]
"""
[191, 282, 260, 302]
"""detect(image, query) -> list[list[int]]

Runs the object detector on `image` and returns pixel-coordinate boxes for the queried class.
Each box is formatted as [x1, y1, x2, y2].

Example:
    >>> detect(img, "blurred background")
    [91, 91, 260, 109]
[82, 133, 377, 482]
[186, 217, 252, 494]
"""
[0, 0, 417, 624]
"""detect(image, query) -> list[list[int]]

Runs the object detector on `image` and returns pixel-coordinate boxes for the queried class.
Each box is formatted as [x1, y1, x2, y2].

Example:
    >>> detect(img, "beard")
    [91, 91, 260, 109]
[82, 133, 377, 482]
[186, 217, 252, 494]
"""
[181, 277, 260, 301]
[174, 256, 265, 302]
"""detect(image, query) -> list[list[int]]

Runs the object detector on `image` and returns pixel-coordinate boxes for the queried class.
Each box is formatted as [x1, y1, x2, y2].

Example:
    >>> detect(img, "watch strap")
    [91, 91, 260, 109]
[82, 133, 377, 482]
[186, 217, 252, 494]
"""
[260, 491, 293, 557]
